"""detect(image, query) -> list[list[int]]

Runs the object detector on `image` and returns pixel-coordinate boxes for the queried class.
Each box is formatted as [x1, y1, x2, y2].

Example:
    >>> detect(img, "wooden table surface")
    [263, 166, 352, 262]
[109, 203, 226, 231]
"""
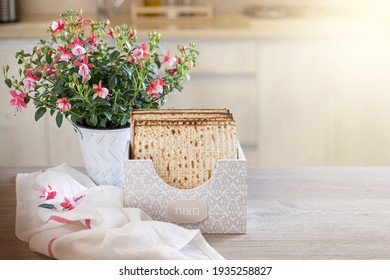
[2, 166, 390, 260]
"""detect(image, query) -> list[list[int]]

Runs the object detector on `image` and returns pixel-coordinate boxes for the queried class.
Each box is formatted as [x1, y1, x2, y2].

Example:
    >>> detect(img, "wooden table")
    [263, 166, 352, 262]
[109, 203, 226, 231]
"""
[2, 166, 390, 260]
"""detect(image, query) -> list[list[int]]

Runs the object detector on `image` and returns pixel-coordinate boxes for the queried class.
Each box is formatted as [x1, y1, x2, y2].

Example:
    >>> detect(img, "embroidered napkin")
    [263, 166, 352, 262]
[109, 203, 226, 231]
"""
[15, 164, 224, 260]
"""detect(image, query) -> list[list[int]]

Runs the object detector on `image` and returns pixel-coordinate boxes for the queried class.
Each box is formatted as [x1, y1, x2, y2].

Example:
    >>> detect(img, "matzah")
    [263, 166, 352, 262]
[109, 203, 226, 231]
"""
[131, 108, 233, 121]
[130, 109, 238, 189]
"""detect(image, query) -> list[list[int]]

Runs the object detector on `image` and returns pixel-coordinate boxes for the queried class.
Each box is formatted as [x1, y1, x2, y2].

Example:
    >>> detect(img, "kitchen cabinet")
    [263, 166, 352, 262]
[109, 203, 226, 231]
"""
[325, 39, 390, 165]
[256, 39, 329, 165]
[256, 37, 390, 166]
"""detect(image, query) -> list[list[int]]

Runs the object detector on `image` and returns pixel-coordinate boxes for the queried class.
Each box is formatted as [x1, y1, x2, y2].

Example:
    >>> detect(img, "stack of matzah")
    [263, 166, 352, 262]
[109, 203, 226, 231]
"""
[130, 109, 238, 189]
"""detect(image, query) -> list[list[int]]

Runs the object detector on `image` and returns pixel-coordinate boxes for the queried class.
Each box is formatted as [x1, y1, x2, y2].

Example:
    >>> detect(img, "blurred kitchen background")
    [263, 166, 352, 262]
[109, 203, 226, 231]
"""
[2, 0, 390, 168]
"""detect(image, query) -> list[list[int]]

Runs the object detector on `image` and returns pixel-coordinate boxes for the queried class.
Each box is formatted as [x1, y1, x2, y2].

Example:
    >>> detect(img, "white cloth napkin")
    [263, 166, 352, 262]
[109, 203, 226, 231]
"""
[15, 164, 224, 260]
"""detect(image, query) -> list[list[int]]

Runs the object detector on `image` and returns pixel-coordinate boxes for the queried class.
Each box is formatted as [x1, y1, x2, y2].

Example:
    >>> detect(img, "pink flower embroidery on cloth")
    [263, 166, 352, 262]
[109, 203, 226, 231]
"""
[68, 36, 86, 58]
[74, 56, 94, 83]
[35, 184, 85, 211]
[60, 195, 85, 211]
[37, 185, 57, 200]
[92, 80, 110, 100]
[60, 197, 74, 210]
[56, 97, 71, 112]
[9, 90, 27, 115]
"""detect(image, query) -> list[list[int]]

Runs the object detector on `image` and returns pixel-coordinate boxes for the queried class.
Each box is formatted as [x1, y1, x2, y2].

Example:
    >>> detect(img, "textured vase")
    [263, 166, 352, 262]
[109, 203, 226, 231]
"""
[75, 125, 130, 187]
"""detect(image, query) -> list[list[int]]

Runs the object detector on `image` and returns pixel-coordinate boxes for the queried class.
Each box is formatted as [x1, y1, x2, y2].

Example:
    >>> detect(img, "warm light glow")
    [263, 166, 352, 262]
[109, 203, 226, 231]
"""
[330, 0, 390, 19]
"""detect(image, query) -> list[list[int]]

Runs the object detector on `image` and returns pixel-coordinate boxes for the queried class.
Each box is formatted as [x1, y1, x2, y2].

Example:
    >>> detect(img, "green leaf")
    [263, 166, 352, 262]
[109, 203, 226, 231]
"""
[149, 102, 159, 109]
[53, 78, 65, 95]
[104, 111, 112, 121]
[154, 56, 161, 69]
[89, 113, 98, 126]
[5, 78, 12, 88]
[109, 50, 120, 61]
[113, 103, 119, 113]
[34, 107, 46, 121]
[99, 117, 108, 127]
[108, 76, 117, 89]
[122, 65, 132, 78]
[71, 102, 84, 108]
[56, 112, 63, 127]
[24, 95, 30, 103]
[120, 113, 130, 126]
[46, 53, 52, 64]
[70, 114, 78, 124]
[94, 98, 111, 106]
[175, 85, 184, 92]
[38, 203, 55, 209]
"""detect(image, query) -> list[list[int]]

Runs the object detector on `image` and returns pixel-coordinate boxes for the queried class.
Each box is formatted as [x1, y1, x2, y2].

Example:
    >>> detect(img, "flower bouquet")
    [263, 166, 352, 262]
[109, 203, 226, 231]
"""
[3, 9, 198, 129]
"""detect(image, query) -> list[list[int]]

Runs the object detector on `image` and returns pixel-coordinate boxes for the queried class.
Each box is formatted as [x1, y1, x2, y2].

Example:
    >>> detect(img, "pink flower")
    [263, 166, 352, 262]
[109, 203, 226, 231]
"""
[162, 50, 176, 67]
[74, 56, 94, 83]
[146, 76, 168, 99]
[56, 46, 72, 62]
[56, 98, 71, 112]
[51, 19, 66, 33]
[88, 32, 98, 47]
[129, 29, 136, 39]
[77, 15, 92, 31]
[129, 43, 150, 66]
[36, 63, 55, 76]
[157, 76, 168, 87]
[37, 185, 57, 200]
[132, 43, 149, 60]
[60, 195, 84, 211]
[106, 27, 114, 37]
[176, 56, 183, 64]
[68, 36, 86, 58]
[9, 90, 27, 115]
[22, 69, 40, 91]
[60, 197, 75, 210]
[73, 194, 85, 203]
[92, 80, 110, 100]
[169, 68, 178, 75]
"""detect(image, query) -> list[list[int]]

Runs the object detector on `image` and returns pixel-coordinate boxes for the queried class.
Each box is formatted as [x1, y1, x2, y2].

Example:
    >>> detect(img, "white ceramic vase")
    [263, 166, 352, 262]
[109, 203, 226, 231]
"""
[75, 124, 130, 187]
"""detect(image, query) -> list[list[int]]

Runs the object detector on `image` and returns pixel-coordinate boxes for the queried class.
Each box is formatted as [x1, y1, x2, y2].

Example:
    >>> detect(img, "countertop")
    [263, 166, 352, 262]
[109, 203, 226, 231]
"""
[1, 14, 389, 40]
[2, 166, 390, 260]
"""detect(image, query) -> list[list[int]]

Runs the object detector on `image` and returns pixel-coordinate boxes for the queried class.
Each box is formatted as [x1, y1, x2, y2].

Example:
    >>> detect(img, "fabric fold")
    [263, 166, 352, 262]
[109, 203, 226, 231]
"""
[15, 164, 224, 260]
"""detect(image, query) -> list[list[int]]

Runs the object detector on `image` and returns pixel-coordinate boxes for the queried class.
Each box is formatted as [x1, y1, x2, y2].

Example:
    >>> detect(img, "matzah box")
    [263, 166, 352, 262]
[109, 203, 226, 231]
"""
[123, 141, 247, 233]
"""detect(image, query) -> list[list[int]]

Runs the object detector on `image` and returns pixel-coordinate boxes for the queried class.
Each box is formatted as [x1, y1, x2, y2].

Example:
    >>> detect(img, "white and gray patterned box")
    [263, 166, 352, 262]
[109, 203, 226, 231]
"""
[123, 142, 247, 233]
